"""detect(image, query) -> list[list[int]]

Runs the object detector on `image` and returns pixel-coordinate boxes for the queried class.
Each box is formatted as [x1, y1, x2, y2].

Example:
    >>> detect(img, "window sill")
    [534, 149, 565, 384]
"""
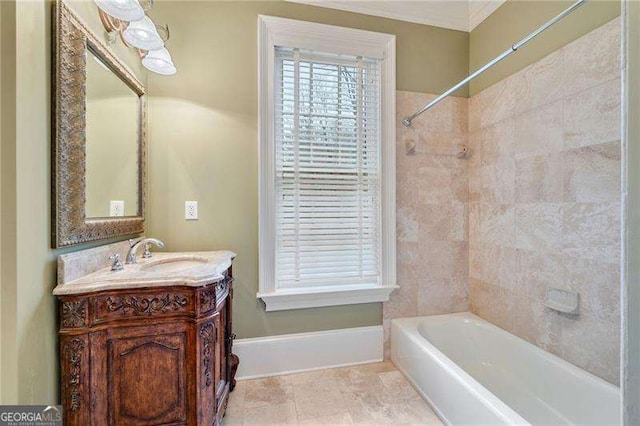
[257, 284, 399, 312]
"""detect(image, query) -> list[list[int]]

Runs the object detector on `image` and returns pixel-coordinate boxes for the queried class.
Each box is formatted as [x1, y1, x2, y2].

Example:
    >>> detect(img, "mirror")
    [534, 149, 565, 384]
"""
[85, 49, 140, 218]
[53, 1, 146, 248]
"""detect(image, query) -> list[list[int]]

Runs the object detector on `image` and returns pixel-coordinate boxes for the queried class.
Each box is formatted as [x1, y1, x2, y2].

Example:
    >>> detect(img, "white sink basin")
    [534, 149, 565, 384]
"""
[141, 256, 209, 273]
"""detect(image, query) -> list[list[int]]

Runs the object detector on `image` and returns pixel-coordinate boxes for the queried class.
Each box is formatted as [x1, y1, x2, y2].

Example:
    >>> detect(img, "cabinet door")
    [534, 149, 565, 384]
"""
[107, 326, 189, 426]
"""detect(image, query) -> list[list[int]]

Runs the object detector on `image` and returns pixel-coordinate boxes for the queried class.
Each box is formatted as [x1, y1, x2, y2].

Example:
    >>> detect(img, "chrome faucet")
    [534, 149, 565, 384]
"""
[126, 238, 165, 264]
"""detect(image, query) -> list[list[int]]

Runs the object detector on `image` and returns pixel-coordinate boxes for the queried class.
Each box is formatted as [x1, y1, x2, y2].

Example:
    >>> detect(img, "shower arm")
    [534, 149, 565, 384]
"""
[402, 0, 588, 127]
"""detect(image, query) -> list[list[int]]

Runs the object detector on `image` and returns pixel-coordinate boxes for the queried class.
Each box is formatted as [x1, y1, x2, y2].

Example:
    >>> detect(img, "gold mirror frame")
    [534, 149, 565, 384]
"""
[52, 1, 146, 248]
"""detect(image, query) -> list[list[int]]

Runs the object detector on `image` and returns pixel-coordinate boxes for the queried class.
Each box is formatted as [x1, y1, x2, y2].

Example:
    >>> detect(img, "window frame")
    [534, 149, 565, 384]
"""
[258, 15, 397, 312]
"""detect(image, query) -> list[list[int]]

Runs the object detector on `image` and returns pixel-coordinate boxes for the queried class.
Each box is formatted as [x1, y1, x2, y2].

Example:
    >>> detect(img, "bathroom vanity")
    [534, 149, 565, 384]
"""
[53, 248, 238, 425]
[51, 5, 238, 424]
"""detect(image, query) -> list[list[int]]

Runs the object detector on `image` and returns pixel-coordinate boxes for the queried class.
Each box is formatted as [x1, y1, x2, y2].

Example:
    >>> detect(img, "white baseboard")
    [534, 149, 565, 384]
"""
[233, 325, 383, 380]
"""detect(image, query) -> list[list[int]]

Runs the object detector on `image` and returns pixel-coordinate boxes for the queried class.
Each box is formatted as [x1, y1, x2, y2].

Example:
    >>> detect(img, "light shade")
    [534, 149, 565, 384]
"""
[142, 48, 177, 75]
[94, 0, 144, 22]
[123, 16, 164, 51]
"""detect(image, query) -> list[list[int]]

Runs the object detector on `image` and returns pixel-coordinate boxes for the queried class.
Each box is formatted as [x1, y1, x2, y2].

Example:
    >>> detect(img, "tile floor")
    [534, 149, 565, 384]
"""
[222, 362, 444, 425]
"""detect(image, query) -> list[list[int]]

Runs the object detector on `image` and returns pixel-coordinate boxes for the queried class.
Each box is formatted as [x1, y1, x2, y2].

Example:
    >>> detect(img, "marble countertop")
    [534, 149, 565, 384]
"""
[53, 251, 236, 296]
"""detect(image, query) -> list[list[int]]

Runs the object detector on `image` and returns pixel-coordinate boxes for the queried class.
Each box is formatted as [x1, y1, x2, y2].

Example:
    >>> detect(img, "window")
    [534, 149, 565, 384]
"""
[258, 16, 396, 311]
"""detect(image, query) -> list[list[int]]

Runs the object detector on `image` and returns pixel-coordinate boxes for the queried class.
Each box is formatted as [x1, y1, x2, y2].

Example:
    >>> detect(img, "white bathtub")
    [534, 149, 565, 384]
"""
[391, 312, 620, 425]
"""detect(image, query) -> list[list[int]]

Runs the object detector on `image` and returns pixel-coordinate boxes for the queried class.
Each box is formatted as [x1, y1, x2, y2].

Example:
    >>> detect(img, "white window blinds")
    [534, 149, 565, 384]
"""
[273, 47, 382, 289]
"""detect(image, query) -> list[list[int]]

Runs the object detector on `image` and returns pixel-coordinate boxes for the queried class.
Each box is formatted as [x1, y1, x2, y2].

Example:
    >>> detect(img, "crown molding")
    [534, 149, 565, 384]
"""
[287, 0, 469, 32]
[469, 0, 507, 31]
[286, 0, 506, 33]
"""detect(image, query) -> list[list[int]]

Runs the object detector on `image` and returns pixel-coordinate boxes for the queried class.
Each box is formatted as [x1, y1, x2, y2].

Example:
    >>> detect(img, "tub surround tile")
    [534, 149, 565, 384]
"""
[418, 166, 453, 205]
[514, 203, 563, 252]
[515, 249, 564, 300]
[557, 314, 620, 385]
[388, 90, 470, 357]
[515, 154, 564, 203]
[562, 202, 620, 263]
[478, 120, 516, 167]
[468, 17, 621, 385]
[478, 204, 515, 247]
[521, 49, 565, 112]
[470, 242, 516, 290]
[469, 278, 514, 332]
[563, 78, 621, 150]
[397, 206, 420, 243]
[479, 160, 515, 204]
[450, 201, 468, 241]
[452, 164, 470, 202]
[514, 100, 564, 159]
[384, 274, 418, 319]
[390, 17, 621, 385]
[417, 203, 454, 242]
[562, 18, 621, 98]
[563, 255, 620, 323]
[473, 72, 529, 131]
[563, 141, 621, 203]
[418, 277, 469, 316]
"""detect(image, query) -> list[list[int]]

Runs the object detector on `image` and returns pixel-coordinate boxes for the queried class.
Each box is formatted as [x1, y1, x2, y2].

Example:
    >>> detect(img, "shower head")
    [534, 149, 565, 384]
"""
[401, 117, 412, 127]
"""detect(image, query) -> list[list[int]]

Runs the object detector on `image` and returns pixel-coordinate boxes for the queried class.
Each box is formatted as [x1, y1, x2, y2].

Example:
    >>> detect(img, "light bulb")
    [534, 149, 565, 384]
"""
[142, 48, 177, 75]
[93, 0, 144, 22]
[123, 16, 164, 51]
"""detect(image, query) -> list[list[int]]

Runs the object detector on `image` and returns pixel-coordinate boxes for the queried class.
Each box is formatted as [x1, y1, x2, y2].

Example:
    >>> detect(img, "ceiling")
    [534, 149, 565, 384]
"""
[286, 0, 506, 32]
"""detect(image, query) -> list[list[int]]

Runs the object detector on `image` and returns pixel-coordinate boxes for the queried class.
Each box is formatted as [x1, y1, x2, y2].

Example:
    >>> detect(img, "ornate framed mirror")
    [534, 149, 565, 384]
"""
[52, 1, 146, 248]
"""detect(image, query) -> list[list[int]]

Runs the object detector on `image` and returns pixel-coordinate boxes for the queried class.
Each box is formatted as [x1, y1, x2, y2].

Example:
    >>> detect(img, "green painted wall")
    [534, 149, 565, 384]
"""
[146, 1, 470, 339]
[469, 0, 620, 95]
[0, 0, 18, 404]
[0, 0, 146, 405]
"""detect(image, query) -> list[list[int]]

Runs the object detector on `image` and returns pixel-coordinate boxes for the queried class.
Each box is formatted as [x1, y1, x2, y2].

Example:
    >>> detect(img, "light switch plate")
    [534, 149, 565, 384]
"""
[110, 200, 125, 217]
[185, 201, 198, 220]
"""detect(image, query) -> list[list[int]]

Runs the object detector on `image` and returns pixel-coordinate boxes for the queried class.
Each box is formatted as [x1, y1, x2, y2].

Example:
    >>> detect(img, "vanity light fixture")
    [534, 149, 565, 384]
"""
[94, 0, 177, 75]
[123, 15, 164, 51]
[142, 47, 177, 75]
[94, 0, 144, 22]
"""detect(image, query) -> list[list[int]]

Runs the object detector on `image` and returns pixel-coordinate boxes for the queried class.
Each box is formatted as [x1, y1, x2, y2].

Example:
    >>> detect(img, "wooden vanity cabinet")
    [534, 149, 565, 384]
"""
[57, 267, 238, 426]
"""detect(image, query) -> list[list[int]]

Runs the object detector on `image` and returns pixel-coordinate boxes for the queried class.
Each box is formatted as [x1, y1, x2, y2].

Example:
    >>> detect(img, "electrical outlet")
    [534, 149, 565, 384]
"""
[185, 201, 198, 220]
[110, 200, 125, 217]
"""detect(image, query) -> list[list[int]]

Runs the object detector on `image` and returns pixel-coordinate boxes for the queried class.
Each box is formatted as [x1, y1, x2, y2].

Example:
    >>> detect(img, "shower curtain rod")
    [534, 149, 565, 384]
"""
[401, 0, 588, 127]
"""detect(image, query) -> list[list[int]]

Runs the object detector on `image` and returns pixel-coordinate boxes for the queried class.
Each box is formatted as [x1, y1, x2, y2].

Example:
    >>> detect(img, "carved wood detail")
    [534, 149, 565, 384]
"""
[199, 285, 217, 314]
[64, 338, 85, 412]
[57, 266, 238, 425]
[200, 322, 215, 388]
[61, 299, 87, 328]
[105, 293, 189, 316]
[97, 293, 191, 319]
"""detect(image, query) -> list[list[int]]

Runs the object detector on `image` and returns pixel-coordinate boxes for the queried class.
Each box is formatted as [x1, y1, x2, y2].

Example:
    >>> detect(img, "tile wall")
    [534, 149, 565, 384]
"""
[468, 17, 621, 384]
[385, 92, 470, 357]
[387, 18, 621, 384]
